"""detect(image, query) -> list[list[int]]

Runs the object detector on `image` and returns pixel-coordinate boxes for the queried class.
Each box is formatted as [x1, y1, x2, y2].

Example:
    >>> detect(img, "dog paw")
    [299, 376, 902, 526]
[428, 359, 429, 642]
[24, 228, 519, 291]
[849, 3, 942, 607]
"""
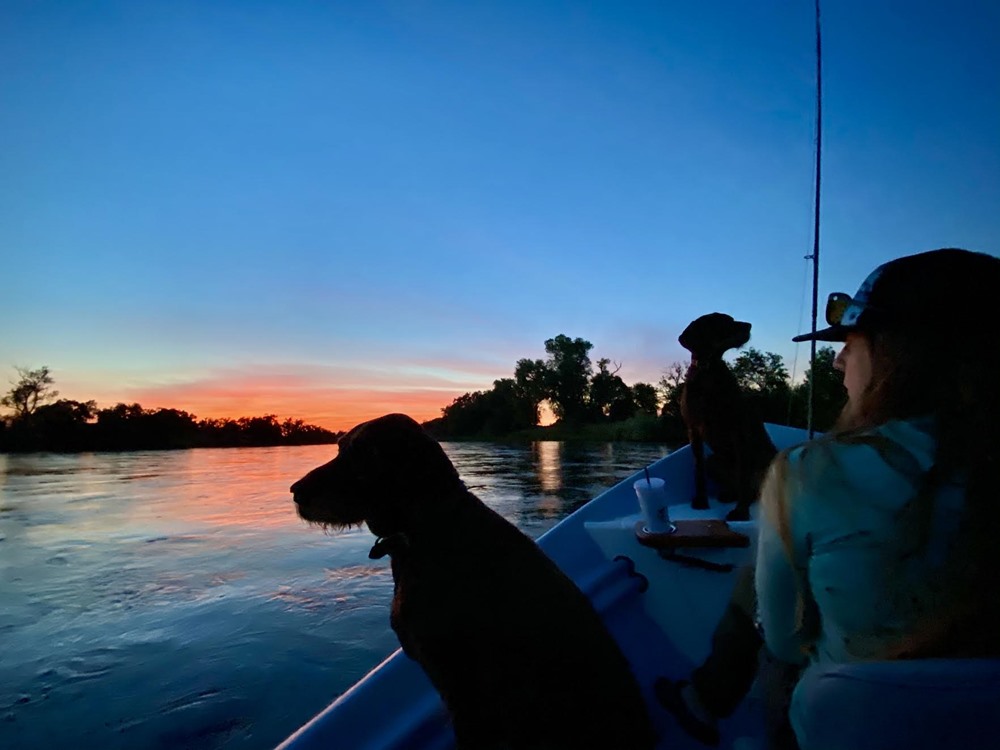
[725, 506, 750, 522]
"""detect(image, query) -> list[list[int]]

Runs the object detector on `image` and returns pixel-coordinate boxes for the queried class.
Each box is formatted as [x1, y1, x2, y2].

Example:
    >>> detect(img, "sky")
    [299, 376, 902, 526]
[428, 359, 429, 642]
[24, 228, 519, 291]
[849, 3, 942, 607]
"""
[2, 0, 998, 431]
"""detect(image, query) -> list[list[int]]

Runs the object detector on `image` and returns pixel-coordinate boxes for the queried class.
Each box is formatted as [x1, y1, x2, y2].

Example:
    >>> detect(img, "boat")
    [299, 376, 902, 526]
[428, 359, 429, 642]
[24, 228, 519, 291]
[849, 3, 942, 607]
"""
[272, 423, 754, 750]
[277, 421, 1000, 750]
[279, 3, 1000, 744]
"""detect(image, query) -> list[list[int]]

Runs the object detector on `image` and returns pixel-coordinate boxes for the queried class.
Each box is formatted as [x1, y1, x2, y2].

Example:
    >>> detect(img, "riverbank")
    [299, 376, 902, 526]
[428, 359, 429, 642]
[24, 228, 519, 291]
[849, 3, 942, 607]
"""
[424, 413, 685, 445]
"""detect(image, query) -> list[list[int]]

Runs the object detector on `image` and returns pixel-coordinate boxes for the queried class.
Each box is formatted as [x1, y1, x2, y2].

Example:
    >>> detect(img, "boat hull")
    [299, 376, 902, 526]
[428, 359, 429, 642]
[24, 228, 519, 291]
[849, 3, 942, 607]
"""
[278, 425, 810, 750]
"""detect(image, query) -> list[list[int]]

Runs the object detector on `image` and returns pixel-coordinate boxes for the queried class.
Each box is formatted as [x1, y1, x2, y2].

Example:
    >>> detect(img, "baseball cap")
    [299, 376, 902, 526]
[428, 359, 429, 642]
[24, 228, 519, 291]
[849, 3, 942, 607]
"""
[793, 248, 1000, 343]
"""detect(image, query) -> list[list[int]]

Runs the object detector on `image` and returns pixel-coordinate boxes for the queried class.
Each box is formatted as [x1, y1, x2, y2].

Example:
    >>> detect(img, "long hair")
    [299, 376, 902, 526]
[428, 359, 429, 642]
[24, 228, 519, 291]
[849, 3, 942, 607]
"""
[859, 322, 1000, 657]
[765, 262, 1000, 658]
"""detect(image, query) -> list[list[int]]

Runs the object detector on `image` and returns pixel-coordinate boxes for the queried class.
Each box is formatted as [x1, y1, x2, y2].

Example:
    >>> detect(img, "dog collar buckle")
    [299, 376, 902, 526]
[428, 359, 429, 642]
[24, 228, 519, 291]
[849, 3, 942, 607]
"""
[369, 533, 409, 560]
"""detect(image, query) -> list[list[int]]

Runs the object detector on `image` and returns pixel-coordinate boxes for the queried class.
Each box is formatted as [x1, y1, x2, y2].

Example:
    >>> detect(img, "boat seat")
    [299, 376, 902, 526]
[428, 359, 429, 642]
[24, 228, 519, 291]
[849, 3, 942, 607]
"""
[790, 658, 1000, 750]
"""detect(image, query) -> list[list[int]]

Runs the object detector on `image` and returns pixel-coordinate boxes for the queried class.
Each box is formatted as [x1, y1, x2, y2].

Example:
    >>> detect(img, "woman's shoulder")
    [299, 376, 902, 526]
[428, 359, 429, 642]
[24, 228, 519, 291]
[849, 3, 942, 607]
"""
[782, 418, 936, 512]
[787, 418, 935, 478]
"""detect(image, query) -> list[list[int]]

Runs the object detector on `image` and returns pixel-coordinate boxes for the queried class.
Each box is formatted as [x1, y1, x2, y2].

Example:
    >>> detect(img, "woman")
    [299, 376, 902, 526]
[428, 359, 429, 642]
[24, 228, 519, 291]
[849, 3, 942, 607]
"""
[756, 247, 1000, 747]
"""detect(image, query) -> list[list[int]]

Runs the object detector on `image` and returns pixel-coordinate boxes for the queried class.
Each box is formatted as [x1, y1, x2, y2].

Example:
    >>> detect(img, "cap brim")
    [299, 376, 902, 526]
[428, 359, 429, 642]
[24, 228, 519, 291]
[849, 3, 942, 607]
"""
[792, 324, 849, 343]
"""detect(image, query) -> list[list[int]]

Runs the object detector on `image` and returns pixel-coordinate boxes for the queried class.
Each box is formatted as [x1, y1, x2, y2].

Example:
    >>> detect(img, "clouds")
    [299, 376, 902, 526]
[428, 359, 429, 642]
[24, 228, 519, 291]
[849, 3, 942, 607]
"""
[2, 2, 997, 431]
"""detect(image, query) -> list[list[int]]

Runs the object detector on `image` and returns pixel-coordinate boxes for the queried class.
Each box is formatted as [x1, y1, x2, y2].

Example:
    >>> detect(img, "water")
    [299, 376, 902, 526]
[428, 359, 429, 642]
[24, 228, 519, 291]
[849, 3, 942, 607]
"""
[0, 441, 670, 749]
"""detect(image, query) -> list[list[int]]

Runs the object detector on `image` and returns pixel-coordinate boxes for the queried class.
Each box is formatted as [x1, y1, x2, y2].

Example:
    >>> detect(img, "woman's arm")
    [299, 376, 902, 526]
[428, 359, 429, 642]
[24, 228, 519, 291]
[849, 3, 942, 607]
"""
[756, 512, 810, 665]
[754, 454, 815, 665]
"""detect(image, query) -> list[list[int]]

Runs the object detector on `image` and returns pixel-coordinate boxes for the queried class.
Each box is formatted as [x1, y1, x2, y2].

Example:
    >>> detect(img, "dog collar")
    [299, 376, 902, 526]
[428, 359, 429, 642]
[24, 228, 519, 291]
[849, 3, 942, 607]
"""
[368, 533, 410, 560]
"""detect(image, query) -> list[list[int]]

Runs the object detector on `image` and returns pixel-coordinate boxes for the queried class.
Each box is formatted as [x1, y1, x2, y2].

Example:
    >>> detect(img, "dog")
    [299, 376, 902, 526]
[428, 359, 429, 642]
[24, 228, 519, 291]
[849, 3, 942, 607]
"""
[291, 413, 657, 750]
[678, 313, 777, 520]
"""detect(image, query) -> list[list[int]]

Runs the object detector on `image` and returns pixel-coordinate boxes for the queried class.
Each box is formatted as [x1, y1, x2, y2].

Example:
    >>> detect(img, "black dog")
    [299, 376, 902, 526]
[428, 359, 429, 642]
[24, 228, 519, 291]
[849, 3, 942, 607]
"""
[678, 313, 777, 520]
[291, 413, 656, 750]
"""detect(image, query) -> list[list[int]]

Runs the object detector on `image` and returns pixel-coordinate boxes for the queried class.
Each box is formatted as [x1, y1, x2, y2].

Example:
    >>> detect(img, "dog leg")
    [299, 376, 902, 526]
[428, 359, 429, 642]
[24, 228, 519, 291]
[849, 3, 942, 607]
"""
[725, 498, 751, 522]
[725, 449, 751, 522]
[691, 432, 709, 509]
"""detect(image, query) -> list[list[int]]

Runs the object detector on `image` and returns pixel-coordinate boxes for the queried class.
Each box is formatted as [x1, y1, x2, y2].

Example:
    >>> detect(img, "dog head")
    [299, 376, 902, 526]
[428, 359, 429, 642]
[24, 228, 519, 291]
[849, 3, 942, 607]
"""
[290, 413, 463, 538]
[678, 313, 752, 360]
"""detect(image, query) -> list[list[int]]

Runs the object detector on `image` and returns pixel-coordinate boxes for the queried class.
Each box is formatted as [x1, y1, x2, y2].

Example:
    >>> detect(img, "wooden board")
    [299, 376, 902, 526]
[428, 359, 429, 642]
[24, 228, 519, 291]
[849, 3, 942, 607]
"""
[634, 519, 749, 549]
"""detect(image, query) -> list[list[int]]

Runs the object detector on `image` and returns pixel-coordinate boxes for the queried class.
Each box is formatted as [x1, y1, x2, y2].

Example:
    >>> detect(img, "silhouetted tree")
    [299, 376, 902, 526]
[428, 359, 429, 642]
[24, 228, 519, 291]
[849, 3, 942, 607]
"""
[657, 362, 687, 407]
[95, 403, 147, 449]
[657, 361, 689, 444]
[607, 394, 638, 422]
[731, 348, 789, 393]
[148, 408, 199, 448]
[282, 418, 340, 445]
[0, 366, 337, 453]
[489, 378, 539, 433]
[237, 415, 283, 446]
[731, 347, 792, 424]
[513, 358, 548, 423]
[27, 399, 97, 451]
[441, 391, 489, 436]
[440, 377, 540, 437]
[543, 334, 593, 424]
[631, 383, 659, 416]
[789, 346, 845, 431]
[434, 335, 850, 443]
[589, 358, 632, 420]
[2, 366, 58, 419]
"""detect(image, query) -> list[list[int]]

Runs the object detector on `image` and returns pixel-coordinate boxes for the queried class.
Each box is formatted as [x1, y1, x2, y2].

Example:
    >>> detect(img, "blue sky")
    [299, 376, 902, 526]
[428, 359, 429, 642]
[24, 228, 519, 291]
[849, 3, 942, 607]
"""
[2, 0, 998, 429]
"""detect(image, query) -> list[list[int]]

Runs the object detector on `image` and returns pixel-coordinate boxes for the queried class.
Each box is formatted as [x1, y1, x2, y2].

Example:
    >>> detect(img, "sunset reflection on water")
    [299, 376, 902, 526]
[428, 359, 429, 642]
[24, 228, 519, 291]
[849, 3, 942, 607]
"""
[0, 440, 669, 750]
[533, 441, 564, 518]
[2, 452, 330, 584]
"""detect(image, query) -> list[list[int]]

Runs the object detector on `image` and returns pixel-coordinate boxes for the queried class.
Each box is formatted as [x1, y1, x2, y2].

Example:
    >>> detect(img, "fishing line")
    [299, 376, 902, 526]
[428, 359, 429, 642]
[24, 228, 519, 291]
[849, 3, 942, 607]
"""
[786, 254, 812, 425]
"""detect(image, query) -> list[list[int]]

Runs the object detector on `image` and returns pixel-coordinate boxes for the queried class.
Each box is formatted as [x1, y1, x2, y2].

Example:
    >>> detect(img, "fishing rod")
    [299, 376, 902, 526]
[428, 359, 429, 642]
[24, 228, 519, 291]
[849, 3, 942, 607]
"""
[807, 0, 822, 439]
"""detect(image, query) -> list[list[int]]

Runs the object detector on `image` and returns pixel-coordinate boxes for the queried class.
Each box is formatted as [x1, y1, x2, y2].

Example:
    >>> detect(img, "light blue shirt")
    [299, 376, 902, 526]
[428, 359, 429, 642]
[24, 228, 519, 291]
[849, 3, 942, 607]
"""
[755, 418, 965, 665]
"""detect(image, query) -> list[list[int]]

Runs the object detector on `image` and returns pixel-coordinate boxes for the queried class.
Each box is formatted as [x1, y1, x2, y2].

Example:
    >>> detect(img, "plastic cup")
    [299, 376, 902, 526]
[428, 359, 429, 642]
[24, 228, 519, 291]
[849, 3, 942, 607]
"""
[634, 477, 673, 534]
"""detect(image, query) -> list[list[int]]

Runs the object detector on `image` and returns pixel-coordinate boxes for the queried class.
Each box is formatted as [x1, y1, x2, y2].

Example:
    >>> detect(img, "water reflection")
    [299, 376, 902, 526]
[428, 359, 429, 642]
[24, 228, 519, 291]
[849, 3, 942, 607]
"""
[442, 440, 670, 536]
[0, 440, 669, 749]
[535, 442, 563, 493]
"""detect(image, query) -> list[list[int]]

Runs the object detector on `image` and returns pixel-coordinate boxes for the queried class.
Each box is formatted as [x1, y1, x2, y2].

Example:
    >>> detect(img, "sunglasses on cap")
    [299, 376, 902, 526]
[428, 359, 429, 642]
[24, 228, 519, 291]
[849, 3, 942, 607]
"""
[829, 263, 883, 330]
[793, 265, 884, 342]
[792, 264, 886, 341]
[825, 292, 863, 328]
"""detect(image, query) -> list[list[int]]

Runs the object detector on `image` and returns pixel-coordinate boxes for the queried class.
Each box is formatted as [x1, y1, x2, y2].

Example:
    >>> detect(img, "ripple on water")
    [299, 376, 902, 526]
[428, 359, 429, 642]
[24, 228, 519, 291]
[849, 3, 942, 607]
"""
[139, 534, 205, 544]
[58, 649, 123, 685]
[0, 441, 671, 750]
[269, 565, 391, 614]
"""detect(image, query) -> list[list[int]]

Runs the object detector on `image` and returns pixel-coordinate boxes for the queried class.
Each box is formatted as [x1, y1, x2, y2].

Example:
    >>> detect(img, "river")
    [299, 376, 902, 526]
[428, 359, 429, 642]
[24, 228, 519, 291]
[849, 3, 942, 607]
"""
[0, 441, 670, 749]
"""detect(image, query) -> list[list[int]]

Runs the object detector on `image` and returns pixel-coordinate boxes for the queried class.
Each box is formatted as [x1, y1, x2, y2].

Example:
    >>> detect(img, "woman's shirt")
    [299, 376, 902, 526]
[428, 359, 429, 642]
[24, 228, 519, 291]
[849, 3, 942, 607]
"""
[755, 418, 965, 666]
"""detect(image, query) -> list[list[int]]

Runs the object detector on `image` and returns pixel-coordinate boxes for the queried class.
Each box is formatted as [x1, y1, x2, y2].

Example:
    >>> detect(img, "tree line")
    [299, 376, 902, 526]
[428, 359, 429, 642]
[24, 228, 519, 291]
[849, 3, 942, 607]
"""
[0, 366, 341, 453]
[1, 338, 846, 452]
[425, 334, 845, 442]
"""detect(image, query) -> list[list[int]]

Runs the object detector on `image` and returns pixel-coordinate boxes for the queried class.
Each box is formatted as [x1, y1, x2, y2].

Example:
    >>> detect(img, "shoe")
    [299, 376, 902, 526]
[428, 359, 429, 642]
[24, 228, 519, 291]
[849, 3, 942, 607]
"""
[654, 678, 721, 747]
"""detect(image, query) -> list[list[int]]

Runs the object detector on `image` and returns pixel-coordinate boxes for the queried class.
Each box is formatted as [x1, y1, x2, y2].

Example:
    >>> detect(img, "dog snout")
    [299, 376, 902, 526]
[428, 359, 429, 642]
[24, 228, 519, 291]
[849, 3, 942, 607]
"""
[289, 472, 309, 498]
[290, 475, 321, 507]
[290, 456, 339, 502]
[290, 473, 318, 505]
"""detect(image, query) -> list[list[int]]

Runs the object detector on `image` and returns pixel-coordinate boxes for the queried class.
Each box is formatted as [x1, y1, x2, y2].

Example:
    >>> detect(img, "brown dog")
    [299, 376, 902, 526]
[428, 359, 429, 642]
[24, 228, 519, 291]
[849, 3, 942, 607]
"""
[291, 413, 656, 750]
[678, 313, 776, 520]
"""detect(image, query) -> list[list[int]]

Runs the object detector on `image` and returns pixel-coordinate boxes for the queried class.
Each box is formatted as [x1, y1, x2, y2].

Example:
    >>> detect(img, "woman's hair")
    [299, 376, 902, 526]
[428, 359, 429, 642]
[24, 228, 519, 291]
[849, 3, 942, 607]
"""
[768, 250, 1000, 658]
[858, 321, 1000, 656]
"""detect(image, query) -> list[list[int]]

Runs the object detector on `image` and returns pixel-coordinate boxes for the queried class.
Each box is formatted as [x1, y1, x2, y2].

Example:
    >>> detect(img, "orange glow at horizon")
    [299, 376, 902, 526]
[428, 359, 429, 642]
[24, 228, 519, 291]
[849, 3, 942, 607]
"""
[55, 371, 489, 431]
[124, 383, 464, 432]
[51, 365, 492, 432]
